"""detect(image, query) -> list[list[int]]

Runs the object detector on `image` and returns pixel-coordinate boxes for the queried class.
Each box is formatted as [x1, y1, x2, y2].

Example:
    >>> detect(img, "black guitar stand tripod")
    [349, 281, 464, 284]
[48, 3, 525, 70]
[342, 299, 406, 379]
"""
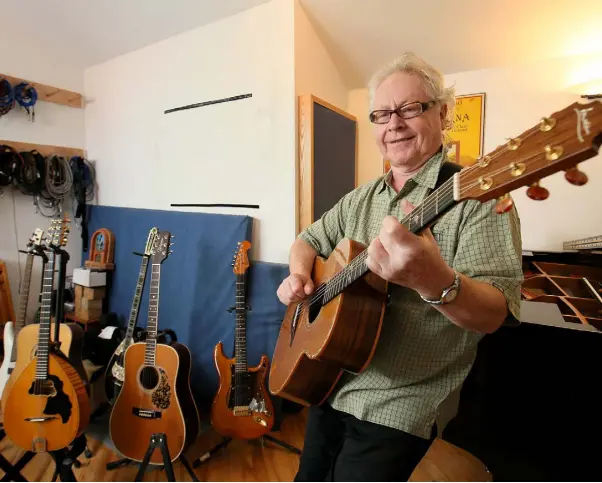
[106, 433, 198, 482]
[192, 432, 301, 469]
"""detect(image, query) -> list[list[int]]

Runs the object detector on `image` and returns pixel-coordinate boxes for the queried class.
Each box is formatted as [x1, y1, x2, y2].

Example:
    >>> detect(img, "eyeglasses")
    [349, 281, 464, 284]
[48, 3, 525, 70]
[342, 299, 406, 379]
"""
[369, 100, 437, 124]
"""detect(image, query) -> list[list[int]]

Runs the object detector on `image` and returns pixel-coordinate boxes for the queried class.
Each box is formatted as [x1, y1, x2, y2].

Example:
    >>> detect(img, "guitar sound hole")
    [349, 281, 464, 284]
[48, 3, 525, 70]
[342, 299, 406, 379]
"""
[139, 367, 159, 390]
[307, 297, 322, 323]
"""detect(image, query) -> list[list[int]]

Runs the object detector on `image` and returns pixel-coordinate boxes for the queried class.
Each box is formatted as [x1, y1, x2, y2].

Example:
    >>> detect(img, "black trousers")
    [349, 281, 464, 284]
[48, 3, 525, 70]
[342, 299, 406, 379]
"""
[295, 403, 434, 482]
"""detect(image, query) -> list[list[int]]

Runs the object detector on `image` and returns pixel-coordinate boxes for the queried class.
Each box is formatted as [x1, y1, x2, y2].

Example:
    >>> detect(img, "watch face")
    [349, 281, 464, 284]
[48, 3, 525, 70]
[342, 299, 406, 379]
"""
[443, 287, 459, 303]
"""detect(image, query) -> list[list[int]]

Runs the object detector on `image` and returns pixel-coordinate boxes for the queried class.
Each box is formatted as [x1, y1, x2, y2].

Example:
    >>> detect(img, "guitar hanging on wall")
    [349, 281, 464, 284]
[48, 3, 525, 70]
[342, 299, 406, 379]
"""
[3, 216, 90, 452]
[0, 228, 45, 400]
[269, 98, 602, 407]
[109, 230, 200, 464]
[211, 241, 274, 439]
[104, 227, 157, 405]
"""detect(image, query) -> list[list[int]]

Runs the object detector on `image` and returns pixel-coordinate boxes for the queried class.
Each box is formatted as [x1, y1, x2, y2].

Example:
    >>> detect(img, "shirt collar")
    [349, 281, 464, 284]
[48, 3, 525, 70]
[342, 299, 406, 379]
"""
[378, 147, 445, 194]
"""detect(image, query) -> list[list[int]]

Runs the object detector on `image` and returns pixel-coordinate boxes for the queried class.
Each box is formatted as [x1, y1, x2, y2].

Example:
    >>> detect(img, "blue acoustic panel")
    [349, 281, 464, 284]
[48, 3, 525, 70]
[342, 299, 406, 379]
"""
[86, 205, 254, 410]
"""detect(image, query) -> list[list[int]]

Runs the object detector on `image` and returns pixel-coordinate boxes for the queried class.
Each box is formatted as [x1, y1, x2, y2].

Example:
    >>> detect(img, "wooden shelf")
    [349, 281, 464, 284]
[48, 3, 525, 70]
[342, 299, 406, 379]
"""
[1, 73, 83, 109]
[0, 140, 84, 158]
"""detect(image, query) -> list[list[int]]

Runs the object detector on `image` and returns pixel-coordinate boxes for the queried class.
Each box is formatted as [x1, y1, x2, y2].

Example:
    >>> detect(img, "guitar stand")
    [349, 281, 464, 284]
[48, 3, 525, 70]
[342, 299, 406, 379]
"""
[0, 428, 87, 482]
[191, 433, 301, 469]
[107, 433, 198, 482]
[261, 434, 302, 455]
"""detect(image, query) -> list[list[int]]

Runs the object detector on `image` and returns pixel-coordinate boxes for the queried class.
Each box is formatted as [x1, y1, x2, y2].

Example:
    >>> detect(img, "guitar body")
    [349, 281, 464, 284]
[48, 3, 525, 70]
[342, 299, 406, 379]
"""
[211, 342, 274, 439]
[3, 353, 90, 452]
[269, 238, 388, 406]
[1, 322, 85, 411]
[110, 342, 199, 464]
[104, 337, 133, 405]
[0, 322, 16, 399]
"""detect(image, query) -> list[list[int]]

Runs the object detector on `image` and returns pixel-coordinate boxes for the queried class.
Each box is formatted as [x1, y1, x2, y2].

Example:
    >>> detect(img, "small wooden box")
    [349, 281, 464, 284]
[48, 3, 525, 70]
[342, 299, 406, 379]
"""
[75, 285, 106, 301]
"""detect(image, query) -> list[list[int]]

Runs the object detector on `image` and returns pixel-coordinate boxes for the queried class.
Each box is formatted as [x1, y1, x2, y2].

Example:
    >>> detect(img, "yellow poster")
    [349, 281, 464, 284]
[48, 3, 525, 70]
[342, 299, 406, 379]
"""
[447, 93, 485, 167]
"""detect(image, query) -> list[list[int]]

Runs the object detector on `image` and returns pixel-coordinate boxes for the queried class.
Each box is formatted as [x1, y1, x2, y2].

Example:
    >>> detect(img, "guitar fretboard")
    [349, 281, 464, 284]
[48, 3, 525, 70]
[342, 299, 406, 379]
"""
[234, 272, 247, 374]
[126, 256, 150, 343]
[144, 264, 161, 366]
[322, 176, 457, 304]
[11, 254, 35, 363]
[35, 253, 55, 380]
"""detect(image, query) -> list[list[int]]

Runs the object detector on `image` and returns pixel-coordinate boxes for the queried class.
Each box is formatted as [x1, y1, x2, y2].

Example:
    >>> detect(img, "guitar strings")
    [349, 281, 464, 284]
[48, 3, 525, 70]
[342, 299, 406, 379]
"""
[293, 123, 553, 319]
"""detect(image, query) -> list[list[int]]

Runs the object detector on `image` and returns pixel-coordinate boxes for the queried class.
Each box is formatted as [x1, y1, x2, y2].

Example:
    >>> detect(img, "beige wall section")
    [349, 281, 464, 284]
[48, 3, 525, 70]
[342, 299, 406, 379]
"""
[294, 0, 348, 110]
[348, 88, 383, 186]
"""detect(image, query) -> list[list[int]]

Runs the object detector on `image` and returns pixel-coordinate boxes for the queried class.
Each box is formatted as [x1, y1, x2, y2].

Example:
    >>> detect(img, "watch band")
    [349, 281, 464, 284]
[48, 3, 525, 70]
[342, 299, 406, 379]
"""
[419, 270, 461, 305]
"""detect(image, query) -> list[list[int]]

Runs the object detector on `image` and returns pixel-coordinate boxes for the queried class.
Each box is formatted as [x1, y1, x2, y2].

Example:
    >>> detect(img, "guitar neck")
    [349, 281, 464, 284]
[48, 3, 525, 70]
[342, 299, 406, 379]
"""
[322, 176, 457, 303]
[35, 252, 56, 380]
[125, 256, 150, 343]
[10, 254, 35, 363]
[234, 271, 248, 373]
[144, 263, 161, 367]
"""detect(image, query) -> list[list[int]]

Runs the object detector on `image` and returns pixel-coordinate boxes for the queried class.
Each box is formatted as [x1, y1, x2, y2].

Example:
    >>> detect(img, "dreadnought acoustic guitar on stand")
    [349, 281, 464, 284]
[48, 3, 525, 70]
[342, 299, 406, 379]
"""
[3, 217, 90, 452]
[211, 241, 275, 439]
[110, 230, 200, 464]
[105, 227, 157, 405]
[270, 98, 602, 407]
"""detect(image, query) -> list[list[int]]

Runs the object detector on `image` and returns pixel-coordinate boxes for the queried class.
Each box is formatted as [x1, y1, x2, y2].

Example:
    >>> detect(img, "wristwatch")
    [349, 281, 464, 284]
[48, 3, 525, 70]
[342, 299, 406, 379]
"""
[419, 270, 461, 305]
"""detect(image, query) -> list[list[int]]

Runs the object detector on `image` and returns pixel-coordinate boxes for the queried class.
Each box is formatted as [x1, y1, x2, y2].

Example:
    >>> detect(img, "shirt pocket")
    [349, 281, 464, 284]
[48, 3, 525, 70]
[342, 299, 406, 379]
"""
[431, 222, 455, 265]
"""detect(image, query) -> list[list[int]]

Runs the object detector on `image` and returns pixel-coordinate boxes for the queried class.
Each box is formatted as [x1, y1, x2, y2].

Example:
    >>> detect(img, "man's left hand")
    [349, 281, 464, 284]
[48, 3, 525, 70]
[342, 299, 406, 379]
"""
[365, 200, 456, 300]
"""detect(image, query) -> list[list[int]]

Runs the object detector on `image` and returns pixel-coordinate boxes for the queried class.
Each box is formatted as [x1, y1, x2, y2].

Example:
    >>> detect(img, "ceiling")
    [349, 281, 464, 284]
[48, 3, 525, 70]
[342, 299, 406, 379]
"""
[2, 0, 600, 86]
[0, 0, 271, 69]
[300, 0, 602, 88]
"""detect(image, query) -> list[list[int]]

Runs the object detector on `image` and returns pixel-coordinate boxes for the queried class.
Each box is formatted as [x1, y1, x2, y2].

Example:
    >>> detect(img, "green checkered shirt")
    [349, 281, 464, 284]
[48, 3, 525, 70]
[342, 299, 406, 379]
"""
[298, 150, 523, 439]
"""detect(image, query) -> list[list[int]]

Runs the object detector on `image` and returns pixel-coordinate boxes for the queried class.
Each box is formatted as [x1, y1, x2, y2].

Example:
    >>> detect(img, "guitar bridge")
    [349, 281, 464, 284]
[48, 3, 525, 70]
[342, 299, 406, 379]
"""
[132, 407, 162, 419]
[290, 303, 302, 346]
[233, 406, 252, 416]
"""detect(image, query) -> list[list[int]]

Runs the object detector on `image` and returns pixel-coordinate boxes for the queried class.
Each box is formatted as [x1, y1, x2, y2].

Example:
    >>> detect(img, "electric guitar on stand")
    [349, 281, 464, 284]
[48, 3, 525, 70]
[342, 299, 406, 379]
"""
[211, 241, 274, 439]
[270, 98, 602, 407]
[105, 227, 157, 404]
[110, 230, 199, 464]
[0, 229, 45, 401]
[3, 217, 90, 452]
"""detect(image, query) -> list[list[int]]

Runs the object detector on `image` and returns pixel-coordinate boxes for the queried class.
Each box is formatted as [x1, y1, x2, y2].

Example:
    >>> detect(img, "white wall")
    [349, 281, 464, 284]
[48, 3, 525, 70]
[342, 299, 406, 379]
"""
[348, 88, 383, 186]
[294, 0, 348, 110]
[445, 52, 602, 251]
[352, 51, 602, 252]
[0, 31, 85, 319]
[85, 0, 295, 264]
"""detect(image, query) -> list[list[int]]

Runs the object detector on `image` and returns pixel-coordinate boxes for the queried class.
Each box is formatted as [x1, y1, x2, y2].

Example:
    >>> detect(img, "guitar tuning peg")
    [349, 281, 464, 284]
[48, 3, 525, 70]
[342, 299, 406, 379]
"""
[526, 181, 549, 201]
[565, 166, 588, 186]
[495, 194, 514, 214]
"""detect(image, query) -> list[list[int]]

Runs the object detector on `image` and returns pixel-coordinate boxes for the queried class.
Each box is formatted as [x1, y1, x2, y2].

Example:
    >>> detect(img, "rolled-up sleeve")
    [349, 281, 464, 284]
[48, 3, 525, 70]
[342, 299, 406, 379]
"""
[298, 191, 353, 258]
[453, 199, 524, 321]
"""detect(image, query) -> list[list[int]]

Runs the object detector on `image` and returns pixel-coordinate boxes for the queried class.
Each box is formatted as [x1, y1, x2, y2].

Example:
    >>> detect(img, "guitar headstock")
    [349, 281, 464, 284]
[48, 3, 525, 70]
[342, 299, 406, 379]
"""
[151, 230, 173, 263]
[456, 99, 602, 213]
[144, 227, 158, 257]
[232, 241, 251, 275]
[26, 228, 44, 252]
[45, 215, 71, 249]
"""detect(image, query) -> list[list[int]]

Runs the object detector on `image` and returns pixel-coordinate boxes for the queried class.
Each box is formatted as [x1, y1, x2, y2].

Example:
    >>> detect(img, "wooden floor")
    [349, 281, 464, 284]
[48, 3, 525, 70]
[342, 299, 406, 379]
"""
[0, 409, 491, 481]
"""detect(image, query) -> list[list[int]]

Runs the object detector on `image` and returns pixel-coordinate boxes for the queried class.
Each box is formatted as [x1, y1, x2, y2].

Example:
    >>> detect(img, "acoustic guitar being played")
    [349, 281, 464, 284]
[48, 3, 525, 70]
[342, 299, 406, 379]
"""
[269, 99, 602, 407]
[211, 241, 275, 439]
[110, 230, 200, 464]
[3, 217, 90, 452]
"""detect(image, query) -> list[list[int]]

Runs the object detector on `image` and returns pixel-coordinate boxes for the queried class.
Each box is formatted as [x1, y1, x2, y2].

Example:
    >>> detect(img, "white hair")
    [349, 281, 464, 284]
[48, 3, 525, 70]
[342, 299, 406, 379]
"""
[368, 52, 456, 131]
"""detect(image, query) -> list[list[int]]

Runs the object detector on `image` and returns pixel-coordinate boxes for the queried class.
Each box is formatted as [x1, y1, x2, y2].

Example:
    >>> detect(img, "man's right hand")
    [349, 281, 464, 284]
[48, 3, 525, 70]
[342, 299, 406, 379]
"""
[277, 273, 315, 305]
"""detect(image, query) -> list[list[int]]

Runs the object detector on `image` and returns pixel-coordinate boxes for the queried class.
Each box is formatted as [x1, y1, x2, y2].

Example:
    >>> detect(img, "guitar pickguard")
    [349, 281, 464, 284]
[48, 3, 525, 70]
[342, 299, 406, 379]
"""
[28, 375, 72, 424]
[151, 368, 171, 410]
